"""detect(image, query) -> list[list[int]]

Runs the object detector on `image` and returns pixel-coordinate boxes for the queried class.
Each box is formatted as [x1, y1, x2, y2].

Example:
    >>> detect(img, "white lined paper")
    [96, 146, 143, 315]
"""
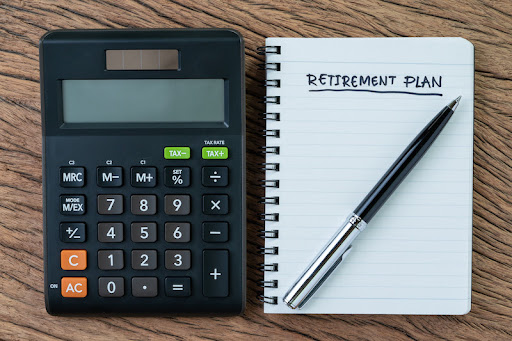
[264, 37, 474, 314]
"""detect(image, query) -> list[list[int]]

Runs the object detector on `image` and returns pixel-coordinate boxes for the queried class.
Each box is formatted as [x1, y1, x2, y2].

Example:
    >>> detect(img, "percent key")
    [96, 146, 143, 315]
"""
[165, 167, 190, 187]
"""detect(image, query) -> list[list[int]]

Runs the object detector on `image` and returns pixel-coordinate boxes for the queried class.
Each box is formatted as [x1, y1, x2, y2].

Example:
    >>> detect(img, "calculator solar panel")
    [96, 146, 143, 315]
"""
[40, 29, 245, 315]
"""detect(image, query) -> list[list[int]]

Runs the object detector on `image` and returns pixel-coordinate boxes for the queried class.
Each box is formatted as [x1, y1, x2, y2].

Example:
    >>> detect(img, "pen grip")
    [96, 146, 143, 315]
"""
[283, 213, 367, 309]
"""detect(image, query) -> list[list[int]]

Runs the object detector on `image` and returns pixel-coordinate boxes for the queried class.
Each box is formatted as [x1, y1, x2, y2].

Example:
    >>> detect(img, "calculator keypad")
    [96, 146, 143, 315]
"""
[51, 146, 241, 312]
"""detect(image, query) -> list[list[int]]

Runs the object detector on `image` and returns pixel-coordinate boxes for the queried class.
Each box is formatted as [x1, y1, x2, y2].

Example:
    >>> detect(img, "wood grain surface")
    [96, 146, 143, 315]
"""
[1, 0, 511, 340]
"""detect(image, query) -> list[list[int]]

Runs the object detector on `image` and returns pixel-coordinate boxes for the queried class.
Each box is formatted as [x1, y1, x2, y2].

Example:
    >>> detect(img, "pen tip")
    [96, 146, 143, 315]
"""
[447, 96, 462, 111]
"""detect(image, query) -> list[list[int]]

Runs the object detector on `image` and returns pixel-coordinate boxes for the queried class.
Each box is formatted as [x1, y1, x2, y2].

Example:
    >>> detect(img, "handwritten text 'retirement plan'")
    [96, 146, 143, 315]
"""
[306, 74, 443, 96]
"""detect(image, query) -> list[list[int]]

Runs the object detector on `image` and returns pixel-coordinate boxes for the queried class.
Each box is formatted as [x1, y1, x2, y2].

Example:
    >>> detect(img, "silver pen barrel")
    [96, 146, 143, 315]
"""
[283, 213, 367, 309]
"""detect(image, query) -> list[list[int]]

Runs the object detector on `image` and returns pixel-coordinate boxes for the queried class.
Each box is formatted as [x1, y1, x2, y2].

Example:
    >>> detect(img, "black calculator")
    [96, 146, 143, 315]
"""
[40, 29, 245, 315]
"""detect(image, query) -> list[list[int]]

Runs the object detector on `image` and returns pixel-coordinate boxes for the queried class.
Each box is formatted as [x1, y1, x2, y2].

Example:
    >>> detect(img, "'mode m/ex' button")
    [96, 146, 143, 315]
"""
[60, 195, 86, 215]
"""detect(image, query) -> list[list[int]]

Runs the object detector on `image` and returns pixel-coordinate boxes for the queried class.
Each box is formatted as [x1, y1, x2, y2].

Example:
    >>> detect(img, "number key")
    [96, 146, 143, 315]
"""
[164, 195, 190, 215]
[165, 222, 191, 243]
[132, 250, 157, 270]
[131, 195, 157, 215]
[98, 222, 123, 242]
[98, 195, 123, 215]
[98, 277, 124, 297]
[98, 250, 124, 270]
[131, 222, 157, 242]
[165, 250, 191, 270]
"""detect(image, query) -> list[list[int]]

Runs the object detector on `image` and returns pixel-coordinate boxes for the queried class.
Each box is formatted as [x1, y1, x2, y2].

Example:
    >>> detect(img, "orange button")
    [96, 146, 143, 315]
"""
[61, 250, 87, 270]
[61, 277, 87, 297]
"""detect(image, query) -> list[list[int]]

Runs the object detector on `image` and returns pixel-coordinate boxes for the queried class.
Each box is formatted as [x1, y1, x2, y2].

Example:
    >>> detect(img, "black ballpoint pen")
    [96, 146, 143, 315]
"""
[283, 96, 462, 309]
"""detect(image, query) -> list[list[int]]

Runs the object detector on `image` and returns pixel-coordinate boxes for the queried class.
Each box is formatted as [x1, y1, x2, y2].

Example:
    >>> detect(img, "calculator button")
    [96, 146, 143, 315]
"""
[60, 223, 86, 242]
[202, 147, 228, 160]
[202, 167, 228, 187]
[131, 222, 157, 242]
[97, 167, 123, 187]
[61, 250, 87, 270]
[132, 250, 157, 270]
[98, 250, 124, 270]
[164, 146, 190, 160]
[202, 222, 228, 242]
[132, 277, 158, 297]
[98, 222, 124, 242]
[60, 167, 85, 187]
[61, 277, 87, 298]
[203, 250, 229, 297]
[165, 250, 191, 270]
[165, 222, 191, 243]
[164, 195, 191, 215]
[60, 195, 86, 215]
[164, 167, 190, 187]
[131, 167, 157, 187]
[98, 277, 124, 297]
[97, 195, 123, 215]
[165, 277, 191, 297]
[131, 195, 157, 215]
[202, 195, 229, 215]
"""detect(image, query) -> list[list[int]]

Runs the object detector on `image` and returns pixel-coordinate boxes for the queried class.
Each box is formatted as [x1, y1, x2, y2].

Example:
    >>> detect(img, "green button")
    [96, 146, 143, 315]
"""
[164, 147, 191, 159]
[202, 147, 228, 159]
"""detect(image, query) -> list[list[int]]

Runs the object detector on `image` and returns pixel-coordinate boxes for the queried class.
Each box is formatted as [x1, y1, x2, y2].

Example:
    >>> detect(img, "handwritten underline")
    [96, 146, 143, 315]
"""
[309, 89, 443, 96]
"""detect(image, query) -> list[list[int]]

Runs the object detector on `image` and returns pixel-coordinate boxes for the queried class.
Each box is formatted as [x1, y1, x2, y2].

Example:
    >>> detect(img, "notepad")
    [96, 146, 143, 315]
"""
[262, 37, 474, 314]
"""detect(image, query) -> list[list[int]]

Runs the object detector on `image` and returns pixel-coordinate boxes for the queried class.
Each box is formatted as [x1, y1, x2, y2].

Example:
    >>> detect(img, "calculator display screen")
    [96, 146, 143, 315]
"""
[62, 79, 225, 123]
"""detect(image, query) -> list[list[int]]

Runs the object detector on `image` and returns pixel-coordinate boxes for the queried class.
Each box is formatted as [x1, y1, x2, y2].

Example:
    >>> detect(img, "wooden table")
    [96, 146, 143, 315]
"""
[1, 1, 511, 339]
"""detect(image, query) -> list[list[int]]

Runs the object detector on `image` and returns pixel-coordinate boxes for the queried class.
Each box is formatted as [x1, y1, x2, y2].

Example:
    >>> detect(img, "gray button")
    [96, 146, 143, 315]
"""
[98, 250, 124, 270]
[98, 277, 124, 297]
[97, 195, 123, 215]
[97, 222, 123, 242]
[132, 250, 157, 270]
[131, 222, 157, 242]
[131, 195, 157, 215]
[165, 250, 191, 270]
[132, 277, 158, 297]
[164, 195, 190, 215]
[165, 222, 191, 243]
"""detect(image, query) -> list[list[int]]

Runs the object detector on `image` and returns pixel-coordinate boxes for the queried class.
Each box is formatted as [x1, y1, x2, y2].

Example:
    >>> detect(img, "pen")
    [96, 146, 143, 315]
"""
[283, 96, 462, 309]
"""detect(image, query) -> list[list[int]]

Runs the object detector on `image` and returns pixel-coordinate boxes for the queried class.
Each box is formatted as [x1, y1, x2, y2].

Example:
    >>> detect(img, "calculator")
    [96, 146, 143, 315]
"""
[40, 29, 245, 315]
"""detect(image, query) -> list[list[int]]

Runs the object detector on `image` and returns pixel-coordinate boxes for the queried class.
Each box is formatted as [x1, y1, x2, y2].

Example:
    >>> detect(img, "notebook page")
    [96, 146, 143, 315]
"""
[264, 37, 474, 314]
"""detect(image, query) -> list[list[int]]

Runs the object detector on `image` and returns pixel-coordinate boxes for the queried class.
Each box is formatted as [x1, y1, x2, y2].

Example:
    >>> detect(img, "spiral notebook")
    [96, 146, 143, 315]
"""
[261, 37, 474, 314]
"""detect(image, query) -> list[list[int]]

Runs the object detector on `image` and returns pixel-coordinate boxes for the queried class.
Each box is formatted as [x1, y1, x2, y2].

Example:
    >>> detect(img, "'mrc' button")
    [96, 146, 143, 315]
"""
[61, 277, 87, 298]
[60, 167, 85, 187]
[60, 195, 86, 215]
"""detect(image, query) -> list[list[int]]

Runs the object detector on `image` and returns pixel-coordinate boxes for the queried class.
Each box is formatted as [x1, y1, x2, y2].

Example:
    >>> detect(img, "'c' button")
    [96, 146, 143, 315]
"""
[61, 250, 87, 270]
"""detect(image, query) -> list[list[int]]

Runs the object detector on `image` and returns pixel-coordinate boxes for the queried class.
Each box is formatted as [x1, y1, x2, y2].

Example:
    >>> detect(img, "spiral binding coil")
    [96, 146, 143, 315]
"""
[258, 45, 282, 305]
